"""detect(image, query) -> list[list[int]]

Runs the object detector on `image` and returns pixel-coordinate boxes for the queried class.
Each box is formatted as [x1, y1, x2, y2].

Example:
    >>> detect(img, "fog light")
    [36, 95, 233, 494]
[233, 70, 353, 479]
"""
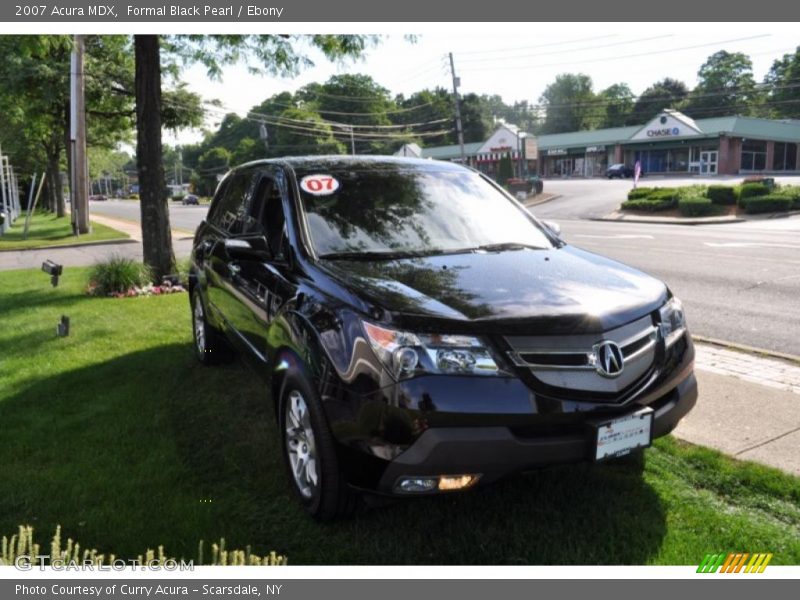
[396, 477, 438, 493]
[438, 474, 480, 491]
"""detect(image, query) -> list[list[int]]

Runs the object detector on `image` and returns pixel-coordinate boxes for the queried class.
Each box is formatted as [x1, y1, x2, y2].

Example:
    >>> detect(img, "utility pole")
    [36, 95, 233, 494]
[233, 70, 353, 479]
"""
[348, 126, 355, 156]
[448, 52, 466, 164]
[0, 147, 8, 234]
[70, 34, 90, 234]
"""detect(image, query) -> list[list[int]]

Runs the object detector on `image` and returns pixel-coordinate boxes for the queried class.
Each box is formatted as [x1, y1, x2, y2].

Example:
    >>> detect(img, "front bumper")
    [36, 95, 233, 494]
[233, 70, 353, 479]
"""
[375, 372, 697, 494]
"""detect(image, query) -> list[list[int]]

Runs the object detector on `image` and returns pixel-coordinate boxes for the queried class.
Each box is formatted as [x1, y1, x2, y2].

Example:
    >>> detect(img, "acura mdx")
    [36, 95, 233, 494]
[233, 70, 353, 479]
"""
[188, 156, 696, 520]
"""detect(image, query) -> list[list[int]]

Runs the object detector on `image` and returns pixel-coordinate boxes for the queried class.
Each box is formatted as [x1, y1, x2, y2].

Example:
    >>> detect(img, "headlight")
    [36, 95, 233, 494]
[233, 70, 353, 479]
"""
[659, 297, 687, 348]
[362, 321, 503, 379]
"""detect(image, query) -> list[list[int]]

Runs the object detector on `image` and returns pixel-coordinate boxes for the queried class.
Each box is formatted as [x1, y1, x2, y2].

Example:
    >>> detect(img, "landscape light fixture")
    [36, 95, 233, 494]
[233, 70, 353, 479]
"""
[41, 260, 63, 287]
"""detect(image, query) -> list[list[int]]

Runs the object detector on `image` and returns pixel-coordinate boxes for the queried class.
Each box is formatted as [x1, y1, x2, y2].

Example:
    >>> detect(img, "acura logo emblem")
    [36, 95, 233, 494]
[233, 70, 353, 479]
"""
[593, 341, 625, 378]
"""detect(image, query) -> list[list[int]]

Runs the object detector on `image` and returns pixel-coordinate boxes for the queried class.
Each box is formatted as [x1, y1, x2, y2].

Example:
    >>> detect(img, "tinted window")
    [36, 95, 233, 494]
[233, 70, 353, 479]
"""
[295, 166, 553, 256]
[209, 171, 252, 234]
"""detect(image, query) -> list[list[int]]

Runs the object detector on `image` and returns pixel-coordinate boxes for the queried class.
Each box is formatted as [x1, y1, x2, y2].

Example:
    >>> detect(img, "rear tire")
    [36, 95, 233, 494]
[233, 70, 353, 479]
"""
[191, 289, 233, 365]
[279, 370, 359, 521]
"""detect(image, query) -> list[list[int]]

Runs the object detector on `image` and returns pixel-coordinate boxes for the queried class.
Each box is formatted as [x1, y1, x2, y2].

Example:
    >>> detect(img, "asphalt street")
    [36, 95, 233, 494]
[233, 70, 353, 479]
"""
[90, 199, 208, 233]
[74, 186, 800, 356]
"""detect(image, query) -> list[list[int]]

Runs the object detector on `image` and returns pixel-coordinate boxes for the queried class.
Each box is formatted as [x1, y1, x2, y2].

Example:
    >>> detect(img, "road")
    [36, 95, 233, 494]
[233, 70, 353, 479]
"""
[89, 190, 800, 356]
[90, 199, 209, 233]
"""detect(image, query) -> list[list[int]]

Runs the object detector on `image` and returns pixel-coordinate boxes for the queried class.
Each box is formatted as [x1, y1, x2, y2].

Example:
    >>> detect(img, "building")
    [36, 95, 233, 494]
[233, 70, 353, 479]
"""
[394, 123, 537, 178]
[398, 110, 800, 178]
[537, 109, 800, 177]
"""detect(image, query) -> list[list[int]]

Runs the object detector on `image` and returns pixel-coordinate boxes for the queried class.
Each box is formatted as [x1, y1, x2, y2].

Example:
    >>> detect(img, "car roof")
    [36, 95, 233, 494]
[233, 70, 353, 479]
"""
[231, 155, 470, 175]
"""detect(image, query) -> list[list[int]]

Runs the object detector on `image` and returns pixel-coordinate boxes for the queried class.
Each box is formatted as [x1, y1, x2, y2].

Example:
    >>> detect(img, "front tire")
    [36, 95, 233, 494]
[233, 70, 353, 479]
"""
[279, 371, 358, 520]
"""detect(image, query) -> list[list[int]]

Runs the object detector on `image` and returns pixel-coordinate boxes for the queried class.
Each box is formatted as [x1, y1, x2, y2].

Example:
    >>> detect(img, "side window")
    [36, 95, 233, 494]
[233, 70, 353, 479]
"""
[241, 175, 271, 236]
[209, 171, 253, 234]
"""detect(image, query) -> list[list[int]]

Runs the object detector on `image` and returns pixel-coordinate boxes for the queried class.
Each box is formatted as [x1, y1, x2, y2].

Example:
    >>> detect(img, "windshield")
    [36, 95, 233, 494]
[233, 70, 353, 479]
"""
[295, 165, 554, 258]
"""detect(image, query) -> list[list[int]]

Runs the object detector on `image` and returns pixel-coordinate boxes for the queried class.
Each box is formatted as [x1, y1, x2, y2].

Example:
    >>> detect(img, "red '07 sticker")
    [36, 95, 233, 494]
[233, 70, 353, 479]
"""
[299, 174, 340, 195]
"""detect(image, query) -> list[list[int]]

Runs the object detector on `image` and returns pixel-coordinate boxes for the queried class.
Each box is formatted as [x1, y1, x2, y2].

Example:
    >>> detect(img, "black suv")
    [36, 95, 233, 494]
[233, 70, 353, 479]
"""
[189, 156, 696, 520]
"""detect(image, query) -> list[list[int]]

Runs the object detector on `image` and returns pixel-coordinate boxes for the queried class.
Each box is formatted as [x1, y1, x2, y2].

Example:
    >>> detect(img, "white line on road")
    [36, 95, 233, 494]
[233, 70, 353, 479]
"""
[704, 242, 800, 249]
[573, 234, 655, 239]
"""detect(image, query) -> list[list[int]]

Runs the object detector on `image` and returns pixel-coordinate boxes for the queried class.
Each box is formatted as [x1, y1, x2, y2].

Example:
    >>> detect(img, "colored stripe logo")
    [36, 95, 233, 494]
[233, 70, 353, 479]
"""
[697, 553, 773, 573]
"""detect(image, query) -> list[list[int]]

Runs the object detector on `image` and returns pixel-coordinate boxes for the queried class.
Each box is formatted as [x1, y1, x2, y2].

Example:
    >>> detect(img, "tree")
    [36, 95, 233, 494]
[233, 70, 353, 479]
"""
[297, 74, 395, 154]
[195, 147, 231, 195]
[539, 73, 599, 134]
[763, 46, 800, 119]
[684, 51, 759, 118]
[134, 35, 373, 279]
[497, 154, 514, 183]
[274, 107, 345, 155]
[598, 83, 635, 128]
[460, 93, 495, 142]
[631, 78, 689, 123]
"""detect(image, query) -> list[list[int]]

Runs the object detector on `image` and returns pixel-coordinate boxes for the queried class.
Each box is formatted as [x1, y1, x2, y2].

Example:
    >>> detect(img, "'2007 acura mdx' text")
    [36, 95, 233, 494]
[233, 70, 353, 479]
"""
[189, 156, 696, 520]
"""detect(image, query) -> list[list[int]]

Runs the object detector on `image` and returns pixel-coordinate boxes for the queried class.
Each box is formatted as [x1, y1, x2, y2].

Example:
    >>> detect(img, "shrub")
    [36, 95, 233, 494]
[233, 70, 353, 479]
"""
[679, 196, 718, 217]
[127, 193, 139, 200]
[87, 256, 153, 296]
[743, 194, 794, 214]
[1, 525, 287, 567]
[620, 199, 673, 212]
[645, 188, 679, 208]
[738, 182, 769, 207]
[706, 185, 736, 205]
[627, 187, 654, 200]
[774, 185, 800, 207]
[171, 194, 185, 202]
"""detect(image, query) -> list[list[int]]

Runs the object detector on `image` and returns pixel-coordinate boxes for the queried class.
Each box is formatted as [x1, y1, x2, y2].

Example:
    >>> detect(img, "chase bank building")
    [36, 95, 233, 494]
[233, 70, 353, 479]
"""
[537, 109, 800, 177]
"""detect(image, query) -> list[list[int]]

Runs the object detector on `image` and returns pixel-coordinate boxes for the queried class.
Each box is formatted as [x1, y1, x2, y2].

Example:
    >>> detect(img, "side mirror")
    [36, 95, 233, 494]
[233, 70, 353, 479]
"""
[541, 220, 562, 237]
[224, 236, 271, 261]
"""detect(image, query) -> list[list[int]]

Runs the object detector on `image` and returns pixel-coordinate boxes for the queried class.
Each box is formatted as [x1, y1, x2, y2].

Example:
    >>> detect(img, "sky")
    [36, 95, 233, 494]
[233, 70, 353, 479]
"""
[166, 24, 800, 147]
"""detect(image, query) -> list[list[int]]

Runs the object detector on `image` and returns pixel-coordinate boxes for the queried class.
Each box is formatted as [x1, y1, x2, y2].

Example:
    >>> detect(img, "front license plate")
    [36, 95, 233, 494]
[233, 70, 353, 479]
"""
[593, 407, 654, 461]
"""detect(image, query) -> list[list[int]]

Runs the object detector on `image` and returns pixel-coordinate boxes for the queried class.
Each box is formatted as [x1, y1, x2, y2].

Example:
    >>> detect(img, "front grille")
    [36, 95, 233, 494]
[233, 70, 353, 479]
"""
[505, 315, 658, 399]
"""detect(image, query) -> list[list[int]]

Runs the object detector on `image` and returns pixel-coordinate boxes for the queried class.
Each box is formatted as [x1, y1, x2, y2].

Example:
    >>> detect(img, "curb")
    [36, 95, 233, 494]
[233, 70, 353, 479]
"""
[693, 334, 800, 366]
[0, 238, 137, 253]
[524, 193, 561, 208]
[592, 213, 745, 226]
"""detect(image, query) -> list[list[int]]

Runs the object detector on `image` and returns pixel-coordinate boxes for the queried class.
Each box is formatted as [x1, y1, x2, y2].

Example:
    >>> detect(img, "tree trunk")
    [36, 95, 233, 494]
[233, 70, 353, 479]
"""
[135, 34, 174, 281]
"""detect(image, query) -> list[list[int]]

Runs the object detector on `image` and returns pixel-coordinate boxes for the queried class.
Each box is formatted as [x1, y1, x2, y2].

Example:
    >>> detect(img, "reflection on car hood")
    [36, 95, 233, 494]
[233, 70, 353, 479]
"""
[319, 246, 667, 334]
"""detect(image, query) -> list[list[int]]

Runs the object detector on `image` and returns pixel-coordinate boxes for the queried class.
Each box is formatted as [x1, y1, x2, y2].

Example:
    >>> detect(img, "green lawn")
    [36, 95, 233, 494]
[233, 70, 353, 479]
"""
[0, 212, 128, 251]
[0, 266, 798, 565]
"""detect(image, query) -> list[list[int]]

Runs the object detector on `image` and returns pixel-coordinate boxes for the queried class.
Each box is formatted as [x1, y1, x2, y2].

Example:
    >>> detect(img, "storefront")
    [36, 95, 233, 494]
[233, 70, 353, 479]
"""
[536, 109, 800, 177]
[397, 110, 800, 179]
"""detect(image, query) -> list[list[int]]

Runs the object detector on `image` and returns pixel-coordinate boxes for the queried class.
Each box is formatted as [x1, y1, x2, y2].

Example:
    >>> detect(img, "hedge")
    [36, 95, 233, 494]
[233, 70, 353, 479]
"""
[679, 196, 717, 217]
[627, 187, 654, 200]
[744, 194, 794, 214]
[738, 182, 769, 207]
[706, 185, 736, 205]
[620, 199, 674, 212]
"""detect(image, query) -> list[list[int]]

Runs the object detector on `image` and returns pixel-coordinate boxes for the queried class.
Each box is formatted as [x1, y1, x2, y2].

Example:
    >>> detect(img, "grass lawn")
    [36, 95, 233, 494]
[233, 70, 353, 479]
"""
[0, 212, 128, 251]
[0, 266, 798, 565]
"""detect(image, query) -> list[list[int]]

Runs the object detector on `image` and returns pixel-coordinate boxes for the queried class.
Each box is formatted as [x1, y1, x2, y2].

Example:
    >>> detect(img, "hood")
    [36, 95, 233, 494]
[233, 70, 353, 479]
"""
[319, 246, 668, 334]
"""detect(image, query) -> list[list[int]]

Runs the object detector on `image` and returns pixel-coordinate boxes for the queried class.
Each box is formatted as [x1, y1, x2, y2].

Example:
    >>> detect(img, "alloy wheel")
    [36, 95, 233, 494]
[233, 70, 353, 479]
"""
[284, 390, 319, 499]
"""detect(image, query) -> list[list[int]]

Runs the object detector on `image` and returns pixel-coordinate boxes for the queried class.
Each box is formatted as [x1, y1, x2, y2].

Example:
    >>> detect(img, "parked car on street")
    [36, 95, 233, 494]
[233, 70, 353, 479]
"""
[606, 163, 635, 179]
[182, 194, 200, 205]
[189, 156, 696, 520]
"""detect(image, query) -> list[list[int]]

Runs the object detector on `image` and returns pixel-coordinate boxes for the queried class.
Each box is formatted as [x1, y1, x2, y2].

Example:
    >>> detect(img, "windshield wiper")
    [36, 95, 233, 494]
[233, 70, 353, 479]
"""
[318, 250, 431, 261]
[466, 242, 547, 253]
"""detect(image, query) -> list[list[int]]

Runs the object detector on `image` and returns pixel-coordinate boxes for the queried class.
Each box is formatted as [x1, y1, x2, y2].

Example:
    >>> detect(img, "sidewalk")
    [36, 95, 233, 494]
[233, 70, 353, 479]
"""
[674, 343, 800, 476]
[0, 212, 194, 271]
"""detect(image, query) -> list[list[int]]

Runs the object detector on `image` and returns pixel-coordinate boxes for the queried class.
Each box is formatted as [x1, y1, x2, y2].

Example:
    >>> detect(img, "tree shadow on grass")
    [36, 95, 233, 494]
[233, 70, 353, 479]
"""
[0, 343, 667, 565]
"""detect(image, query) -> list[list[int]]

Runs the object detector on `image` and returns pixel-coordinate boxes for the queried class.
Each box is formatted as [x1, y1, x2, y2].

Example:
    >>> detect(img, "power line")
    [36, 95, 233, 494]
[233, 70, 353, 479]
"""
[458, 35, 676, 64]
[456, 34, 619, 57]
[459, 34, 773, 72]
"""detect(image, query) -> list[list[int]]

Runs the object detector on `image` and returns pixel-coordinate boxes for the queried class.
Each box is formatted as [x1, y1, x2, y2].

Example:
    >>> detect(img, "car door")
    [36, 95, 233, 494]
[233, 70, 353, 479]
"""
[204, 168, 258, 346]
[226, 167, 298, 365]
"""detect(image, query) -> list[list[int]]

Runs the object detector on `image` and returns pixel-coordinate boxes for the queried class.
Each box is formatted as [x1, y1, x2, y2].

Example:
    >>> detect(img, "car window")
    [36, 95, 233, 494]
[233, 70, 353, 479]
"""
[209, 171, 254, 234]
[295, 166, 554, 257]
